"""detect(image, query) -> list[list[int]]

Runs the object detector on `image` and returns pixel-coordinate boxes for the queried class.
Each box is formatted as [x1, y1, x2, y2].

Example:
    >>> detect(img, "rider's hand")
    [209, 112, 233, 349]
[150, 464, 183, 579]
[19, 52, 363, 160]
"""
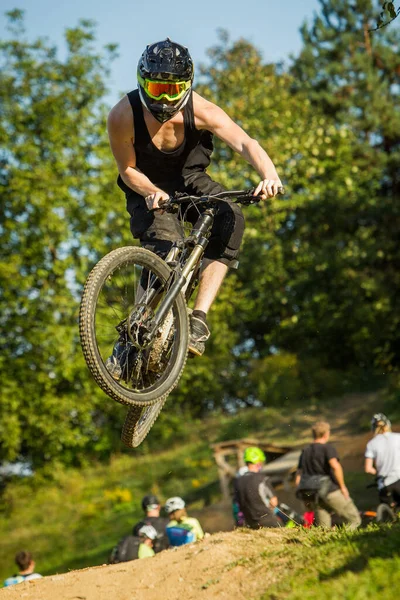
[254, 178, 283, 199]
[145, 191, 169, 211]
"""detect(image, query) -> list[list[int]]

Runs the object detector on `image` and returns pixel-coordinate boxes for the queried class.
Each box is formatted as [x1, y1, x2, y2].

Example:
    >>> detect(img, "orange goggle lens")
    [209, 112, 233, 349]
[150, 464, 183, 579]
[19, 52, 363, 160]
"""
[139, 76, 191, 101]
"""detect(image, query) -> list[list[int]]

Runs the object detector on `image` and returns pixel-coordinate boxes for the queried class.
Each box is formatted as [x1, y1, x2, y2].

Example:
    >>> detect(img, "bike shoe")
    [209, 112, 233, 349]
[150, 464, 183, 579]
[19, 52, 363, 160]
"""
[188, 314, 210, 357]
[106, 340, 136, 382]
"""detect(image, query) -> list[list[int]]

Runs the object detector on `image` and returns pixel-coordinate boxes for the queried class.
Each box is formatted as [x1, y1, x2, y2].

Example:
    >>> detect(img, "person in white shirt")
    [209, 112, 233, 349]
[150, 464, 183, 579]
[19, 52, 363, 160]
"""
[365, 413, 400, 506]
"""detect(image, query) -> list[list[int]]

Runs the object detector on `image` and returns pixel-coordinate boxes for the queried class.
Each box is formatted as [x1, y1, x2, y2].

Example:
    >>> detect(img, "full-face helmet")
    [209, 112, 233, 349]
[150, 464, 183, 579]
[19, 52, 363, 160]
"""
[137, 38, 194, 123]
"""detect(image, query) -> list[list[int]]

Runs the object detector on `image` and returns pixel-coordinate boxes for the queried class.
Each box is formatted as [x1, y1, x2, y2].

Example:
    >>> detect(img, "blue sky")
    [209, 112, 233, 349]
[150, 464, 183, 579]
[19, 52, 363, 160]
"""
[1, 0, 321, 104]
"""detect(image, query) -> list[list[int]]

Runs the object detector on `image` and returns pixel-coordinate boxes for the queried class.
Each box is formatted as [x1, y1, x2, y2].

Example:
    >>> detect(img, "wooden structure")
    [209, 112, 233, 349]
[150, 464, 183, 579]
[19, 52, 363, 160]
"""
[210, 438, 296, 501]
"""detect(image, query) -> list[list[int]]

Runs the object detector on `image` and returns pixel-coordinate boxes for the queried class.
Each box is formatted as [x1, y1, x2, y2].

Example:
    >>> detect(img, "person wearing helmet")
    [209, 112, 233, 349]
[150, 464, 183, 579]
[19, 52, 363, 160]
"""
[296, 421, 361, 529]
[234, 446, 281, 528]
[107, 38, 282, 365]
[164, 496, 204, 546]
[132, 494, 169, 552]
[365, 413, 400, 506]
[137, 524, 158, 559]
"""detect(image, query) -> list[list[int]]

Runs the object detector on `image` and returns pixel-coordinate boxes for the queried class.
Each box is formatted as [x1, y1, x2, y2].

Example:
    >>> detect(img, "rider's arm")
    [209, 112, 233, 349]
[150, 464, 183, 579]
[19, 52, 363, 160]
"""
[295, 451, 303, 487]
[364, 457, 377, 475]
[328, 457, 349, 499]
[259, 478, 278, 508]
[107, 98, 168, 201]
[295, 470, 301, 487]
[193, 93, 282, 198]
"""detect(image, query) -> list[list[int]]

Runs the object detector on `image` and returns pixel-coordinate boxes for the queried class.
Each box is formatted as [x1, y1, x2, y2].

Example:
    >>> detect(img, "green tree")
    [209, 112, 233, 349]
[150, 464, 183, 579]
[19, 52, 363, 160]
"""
[288, 0, 400, 373]
[187, 33, 375, 409]
[0, 10, 129, 469]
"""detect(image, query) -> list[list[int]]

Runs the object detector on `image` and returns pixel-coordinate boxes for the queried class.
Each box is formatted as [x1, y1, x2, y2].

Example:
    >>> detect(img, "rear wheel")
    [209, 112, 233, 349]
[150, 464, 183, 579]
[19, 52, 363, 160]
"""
[376, 503, 396, 523]
[79, 247, 189, 407]
[121, 399, 167, 448]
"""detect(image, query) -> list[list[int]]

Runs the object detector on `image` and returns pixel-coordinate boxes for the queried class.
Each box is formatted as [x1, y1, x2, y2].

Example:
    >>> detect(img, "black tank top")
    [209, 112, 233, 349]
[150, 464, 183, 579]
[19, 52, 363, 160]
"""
[117, 89, 214, 195]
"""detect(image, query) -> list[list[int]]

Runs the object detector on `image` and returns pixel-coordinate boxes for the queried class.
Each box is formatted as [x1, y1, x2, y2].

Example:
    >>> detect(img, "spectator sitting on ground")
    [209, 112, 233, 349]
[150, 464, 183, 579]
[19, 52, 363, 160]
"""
[164, 497, 204, 546]
[132, 494, 169, 552]
[365, 413, 400, 507]
[3, 551, 42, 587]
[234, 446, 281, 529]
[295, 420, 361, 530]
[137, 524, 158, 559]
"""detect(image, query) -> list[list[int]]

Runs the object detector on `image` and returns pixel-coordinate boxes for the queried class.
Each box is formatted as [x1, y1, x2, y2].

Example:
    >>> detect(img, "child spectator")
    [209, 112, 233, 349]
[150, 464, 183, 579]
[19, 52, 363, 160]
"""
[3, 551, 42, 587]
[164, 497, 204, 546]
[137, 524, 158, 559]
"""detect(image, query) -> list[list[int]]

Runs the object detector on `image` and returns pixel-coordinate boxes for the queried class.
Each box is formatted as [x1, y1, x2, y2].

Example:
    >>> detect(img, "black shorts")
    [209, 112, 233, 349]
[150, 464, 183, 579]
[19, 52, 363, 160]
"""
[125, 173, 245, 267]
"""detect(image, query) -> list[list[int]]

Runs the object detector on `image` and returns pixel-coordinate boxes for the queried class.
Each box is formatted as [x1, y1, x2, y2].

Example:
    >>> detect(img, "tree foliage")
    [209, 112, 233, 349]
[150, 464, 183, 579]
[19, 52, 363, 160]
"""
[1, 4, 399, 470]
[0, 10, 129, 468]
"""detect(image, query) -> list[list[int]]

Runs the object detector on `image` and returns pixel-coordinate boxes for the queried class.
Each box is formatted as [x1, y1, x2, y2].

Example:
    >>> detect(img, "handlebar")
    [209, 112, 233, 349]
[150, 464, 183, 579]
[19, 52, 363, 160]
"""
[157, 186, 285, 212]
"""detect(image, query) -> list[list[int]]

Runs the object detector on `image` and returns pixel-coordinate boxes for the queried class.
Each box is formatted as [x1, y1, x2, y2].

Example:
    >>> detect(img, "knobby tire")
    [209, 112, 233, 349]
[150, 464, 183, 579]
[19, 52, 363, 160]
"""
[121, 399, 168, 447]
[79, 247, 189, 407]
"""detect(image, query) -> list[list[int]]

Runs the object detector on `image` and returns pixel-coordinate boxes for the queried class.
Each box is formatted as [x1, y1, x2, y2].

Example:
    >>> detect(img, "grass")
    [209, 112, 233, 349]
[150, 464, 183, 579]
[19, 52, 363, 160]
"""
[257, 523, 400, 599]
[0, 389, 393, 594]
[0, 441, 218, 581]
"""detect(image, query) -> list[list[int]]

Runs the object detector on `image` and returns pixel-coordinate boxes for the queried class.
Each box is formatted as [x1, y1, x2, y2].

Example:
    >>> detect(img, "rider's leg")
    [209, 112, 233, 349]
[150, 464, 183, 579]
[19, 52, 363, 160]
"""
[188, 260, 228, 356]
[194, 259, 228, 314]
[188, 201, 245, 356]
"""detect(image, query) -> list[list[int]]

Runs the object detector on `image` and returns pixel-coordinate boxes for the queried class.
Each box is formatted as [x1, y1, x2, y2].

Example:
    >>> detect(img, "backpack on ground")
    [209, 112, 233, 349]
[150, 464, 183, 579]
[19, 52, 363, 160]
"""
[109, 535, 141, 563]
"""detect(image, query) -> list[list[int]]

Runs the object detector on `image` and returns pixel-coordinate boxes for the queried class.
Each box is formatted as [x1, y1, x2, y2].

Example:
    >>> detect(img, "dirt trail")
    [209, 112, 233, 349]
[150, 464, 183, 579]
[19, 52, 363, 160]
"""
[0, 391, 393, 600]
[0, 529, 293, 600]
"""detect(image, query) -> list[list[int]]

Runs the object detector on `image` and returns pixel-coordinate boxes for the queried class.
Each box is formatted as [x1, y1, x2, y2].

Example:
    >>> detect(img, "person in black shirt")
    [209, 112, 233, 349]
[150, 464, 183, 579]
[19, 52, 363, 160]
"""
[296, 421, 361, 529]
[106, 38, 282, 363]
[235, 447, 281, 529]
[132, 494, 169, 553]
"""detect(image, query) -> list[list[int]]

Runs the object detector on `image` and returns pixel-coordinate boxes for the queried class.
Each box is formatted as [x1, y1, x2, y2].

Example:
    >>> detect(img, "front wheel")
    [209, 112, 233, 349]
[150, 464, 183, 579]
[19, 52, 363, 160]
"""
[79, 247, 189, 407]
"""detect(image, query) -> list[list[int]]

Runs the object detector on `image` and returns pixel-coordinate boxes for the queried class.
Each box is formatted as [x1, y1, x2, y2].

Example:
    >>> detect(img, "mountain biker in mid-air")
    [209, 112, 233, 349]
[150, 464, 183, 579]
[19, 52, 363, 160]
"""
[365, 413, 400, 507]
[106, 38, 282, 377]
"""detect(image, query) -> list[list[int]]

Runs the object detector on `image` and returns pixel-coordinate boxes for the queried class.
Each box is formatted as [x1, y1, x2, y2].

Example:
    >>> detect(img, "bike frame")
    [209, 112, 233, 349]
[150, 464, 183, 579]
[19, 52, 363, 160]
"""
[136, 187, 284, 346]
[142, 207, 216, 343]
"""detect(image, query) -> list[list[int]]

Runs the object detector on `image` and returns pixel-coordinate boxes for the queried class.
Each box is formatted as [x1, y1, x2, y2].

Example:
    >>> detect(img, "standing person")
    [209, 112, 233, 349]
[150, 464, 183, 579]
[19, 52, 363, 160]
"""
[235, 447, 281, 529]
[164, 497, 204, 546]
[106, 37, 283, 375]
[3, 551, 42, 587]
[137, 525, 157, 559]
[132, 494, 169, 552]
[296, 421, 361, 530]
[365, 413, 400, 506]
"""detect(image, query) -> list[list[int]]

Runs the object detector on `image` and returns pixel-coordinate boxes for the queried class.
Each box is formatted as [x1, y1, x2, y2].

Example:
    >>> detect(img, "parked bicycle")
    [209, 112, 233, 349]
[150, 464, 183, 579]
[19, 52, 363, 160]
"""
[79, 188, 283, 447]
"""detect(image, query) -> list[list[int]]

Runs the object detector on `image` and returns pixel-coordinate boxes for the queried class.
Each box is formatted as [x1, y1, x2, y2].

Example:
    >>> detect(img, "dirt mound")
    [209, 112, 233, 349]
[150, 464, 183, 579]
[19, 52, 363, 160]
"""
[0, 529, 293, 600]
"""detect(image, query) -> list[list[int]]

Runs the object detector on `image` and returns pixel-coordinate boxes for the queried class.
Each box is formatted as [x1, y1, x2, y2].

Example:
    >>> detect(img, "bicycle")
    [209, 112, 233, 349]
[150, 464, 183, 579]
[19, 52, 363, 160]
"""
[362, 482, 400, 524]
[79, 188, 283, 447]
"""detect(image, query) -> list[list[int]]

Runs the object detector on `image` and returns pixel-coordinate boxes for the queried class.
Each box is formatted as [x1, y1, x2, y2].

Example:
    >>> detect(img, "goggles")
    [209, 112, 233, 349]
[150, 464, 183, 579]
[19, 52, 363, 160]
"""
[138, 75, 191, 101]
